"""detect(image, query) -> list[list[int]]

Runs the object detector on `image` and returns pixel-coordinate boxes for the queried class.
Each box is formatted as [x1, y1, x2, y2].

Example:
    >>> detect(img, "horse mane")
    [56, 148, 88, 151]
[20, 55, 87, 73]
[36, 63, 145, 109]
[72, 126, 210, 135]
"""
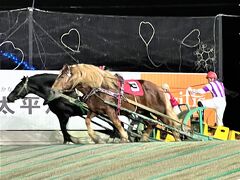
[70, 64, 118, 89]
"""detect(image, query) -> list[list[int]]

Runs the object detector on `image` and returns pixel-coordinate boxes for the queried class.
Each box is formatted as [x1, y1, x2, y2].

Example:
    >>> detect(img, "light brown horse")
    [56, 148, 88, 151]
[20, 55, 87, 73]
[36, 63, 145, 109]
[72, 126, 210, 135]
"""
[51, 64, 181, 143]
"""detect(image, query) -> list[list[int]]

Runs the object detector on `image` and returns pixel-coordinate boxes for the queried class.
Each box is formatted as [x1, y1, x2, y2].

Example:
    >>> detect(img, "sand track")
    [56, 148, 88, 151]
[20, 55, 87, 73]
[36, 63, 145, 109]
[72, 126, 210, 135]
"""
[1, 141, 240, 179]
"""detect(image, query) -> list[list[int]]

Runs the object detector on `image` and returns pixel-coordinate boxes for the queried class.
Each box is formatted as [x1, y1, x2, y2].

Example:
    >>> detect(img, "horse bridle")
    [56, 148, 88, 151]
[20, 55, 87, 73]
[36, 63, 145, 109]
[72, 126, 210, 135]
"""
[17, 76, 29, 96]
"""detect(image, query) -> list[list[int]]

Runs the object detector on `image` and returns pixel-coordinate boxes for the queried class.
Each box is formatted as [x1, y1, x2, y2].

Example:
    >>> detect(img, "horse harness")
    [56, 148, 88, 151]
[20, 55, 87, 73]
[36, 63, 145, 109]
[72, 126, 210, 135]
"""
[17, 76, 29, 96]
[81, 74, 137, 114]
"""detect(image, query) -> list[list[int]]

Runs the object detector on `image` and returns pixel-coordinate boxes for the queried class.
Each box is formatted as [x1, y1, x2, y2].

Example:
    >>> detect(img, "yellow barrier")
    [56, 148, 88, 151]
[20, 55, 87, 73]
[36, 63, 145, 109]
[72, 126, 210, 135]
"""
[213, 126, 230, 140]
[165, 134, 175, 142]
[155, 129, 175, 142]
[228, 130, 240, 140]
[203, 124, 237, 140]
[155, 129, 161, 140]
[156, 124, 238, 141]
[203, 123, 210, 136]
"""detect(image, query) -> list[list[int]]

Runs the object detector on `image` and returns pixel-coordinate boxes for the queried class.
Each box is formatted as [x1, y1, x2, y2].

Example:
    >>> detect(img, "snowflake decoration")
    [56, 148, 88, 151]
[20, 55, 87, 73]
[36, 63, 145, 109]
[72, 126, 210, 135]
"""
[193, 43, 216, 71]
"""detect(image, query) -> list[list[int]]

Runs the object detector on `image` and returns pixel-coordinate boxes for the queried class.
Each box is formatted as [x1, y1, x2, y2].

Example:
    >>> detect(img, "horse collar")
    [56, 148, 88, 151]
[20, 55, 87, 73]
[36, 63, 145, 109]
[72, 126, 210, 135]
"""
[82, 88, 99, 102]
[17, 76, 29, 96]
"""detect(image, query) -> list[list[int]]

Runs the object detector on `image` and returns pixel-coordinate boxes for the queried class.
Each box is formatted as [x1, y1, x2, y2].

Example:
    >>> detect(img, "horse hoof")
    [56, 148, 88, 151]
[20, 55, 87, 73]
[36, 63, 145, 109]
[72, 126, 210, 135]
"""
[140, 134, 150, 142]
[120, 138, 129, 143]
[97, 138, 106, 144]
[139, 138, 149, 142]
[92, 135, 107, 144]
[70, 136, 81, 144]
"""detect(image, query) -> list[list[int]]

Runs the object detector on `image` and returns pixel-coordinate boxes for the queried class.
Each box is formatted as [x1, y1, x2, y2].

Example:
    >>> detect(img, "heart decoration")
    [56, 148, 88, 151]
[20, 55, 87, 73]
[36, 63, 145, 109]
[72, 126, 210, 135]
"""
[60, 28, 81, 52]
[0, 40, 24, 70]
[181, 29, 201, 48]
[139, 21, 155, 46]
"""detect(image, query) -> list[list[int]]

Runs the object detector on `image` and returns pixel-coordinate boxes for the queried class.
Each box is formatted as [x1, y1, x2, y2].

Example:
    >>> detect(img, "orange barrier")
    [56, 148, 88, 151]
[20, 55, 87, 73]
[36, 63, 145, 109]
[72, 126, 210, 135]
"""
[140, 72, 216, 126]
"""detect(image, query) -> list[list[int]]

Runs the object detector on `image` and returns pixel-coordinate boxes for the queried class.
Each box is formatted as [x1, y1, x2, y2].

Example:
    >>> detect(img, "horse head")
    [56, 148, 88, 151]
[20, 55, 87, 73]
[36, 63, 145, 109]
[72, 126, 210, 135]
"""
[51, 64, 76, 93]
[7, 76, 29, 102]
[52, 63, 117, 93]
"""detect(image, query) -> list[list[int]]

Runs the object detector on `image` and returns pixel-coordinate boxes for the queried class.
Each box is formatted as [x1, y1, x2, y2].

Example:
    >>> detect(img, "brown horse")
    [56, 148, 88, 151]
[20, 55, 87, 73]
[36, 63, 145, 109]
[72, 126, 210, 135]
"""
[51, 64, 181, 143]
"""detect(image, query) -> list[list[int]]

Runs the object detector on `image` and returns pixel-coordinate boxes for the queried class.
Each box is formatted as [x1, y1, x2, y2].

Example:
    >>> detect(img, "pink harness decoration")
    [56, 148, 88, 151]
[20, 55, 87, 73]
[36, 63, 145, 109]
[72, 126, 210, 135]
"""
[123, 80, 144, 96]
[83, 78, 144, 115]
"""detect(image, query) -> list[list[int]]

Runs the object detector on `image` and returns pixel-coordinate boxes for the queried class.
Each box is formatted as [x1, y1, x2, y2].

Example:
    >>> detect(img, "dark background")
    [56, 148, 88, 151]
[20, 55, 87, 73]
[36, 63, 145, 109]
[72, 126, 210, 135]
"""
[0, 0, 239, 16]
[1, 0, 239, 130]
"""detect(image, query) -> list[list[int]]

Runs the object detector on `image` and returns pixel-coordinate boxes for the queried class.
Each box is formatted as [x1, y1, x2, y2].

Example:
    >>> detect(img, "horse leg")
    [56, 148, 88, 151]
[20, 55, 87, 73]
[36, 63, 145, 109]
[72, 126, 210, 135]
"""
[160, 92, 181, 141]
[141, 123, 155, 142]
[165, 109, 181, 141]
[106, 109, 128, 143]
[85, 111, 105, 144]
[56, 115, 72, 144]
[172, 127, 181, 141]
